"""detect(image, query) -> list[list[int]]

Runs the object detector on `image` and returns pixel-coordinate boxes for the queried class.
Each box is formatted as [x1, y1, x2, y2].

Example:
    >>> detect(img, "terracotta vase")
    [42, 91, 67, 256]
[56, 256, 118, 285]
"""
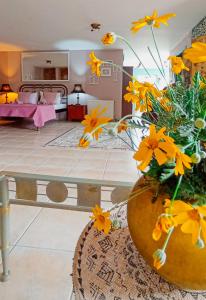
[127, 177, 206, 290]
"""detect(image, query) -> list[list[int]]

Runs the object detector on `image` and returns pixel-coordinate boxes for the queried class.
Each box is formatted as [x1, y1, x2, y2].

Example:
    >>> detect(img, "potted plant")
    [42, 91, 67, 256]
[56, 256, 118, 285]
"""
[79, 10, 206, 290]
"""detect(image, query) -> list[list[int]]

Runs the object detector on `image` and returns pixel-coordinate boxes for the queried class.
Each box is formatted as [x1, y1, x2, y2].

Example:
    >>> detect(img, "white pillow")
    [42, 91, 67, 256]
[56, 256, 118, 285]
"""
[18, 92, 38, 104]
[29, 92, 39, 104]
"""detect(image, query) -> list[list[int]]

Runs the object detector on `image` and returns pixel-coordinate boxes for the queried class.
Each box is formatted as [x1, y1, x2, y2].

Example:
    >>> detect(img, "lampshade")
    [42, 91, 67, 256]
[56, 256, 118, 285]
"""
[0, 84, 13, 93]
[71, 84, 85, 94]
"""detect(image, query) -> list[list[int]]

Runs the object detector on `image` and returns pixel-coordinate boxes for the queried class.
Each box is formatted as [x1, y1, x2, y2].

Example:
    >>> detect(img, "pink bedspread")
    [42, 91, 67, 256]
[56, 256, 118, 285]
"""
[0, 104, 56, 128]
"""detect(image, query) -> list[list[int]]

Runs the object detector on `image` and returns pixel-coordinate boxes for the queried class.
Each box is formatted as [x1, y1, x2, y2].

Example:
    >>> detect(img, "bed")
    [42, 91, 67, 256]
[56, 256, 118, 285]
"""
[19, 83, 68, 114]
[0, 84, 68, 128]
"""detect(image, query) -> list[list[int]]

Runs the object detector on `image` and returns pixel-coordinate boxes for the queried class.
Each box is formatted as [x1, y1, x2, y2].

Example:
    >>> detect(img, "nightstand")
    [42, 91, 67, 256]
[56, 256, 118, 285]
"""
[67, 104, 87, 121]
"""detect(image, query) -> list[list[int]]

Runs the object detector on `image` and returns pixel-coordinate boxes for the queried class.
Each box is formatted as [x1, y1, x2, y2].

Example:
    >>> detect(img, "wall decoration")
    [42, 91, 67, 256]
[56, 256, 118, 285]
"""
[101, 67, 112, 77]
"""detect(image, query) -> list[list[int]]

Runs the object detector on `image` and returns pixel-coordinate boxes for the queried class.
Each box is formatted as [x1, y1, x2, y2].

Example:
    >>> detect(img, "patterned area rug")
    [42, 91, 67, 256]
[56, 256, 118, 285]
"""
[46, 126, 134, 150]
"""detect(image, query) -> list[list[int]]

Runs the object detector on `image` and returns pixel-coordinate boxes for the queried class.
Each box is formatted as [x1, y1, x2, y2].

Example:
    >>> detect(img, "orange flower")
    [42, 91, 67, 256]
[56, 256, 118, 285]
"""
[81, 107, 111, 140]
[87, 51, 103, 76]
[170, 200, 206, 245]
[90, 205, 112, 234]
[124, 81, 159, 112]
[152, 215, 174, 241]
[168, 56, 189, 75]
[79, 137, 90, 148]
[173, 147, 192, 176]
[184, 42, 206, 64]
[102, 33, 116, 45]
[131, 10, 176, 33]
[117, 121, 128, 133]
[133, 124, 176, 171]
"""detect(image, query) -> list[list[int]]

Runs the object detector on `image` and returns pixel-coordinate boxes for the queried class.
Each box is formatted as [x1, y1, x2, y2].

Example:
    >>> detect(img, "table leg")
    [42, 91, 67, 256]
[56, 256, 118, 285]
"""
[0, 176, 10, 282]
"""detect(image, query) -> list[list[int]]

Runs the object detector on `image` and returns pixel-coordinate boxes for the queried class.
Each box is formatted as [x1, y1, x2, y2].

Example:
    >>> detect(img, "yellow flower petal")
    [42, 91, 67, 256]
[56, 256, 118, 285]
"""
[131, 11, 175, 33]
[181, 220, 199, 244]
[184, 42, 206, 64]
[172, 200, 192, 215]
[154, 148, 168, 165]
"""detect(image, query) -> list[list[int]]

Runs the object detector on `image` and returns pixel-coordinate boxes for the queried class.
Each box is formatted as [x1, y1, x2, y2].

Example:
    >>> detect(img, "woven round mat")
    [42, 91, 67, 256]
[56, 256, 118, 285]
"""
[73, 206, 206, 300]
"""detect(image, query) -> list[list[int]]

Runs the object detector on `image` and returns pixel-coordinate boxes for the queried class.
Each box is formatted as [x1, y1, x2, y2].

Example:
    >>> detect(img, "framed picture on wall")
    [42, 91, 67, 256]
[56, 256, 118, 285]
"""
[101, 67, 112, 77]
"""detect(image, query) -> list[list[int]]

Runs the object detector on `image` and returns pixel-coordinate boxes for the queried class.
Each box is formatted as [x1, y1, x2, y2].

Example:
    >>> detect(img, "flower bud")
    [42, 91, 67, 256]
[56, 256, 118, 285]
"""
[101, 32, 116, 45]
[196, 237, 205, 249]
[153, 249, 166, 270]
[108, 127, 118, 137]
[195, 118, 206, 129]
[200, 151, 206, 159]
[112, 219, 121, 230]
[191, 153, 201, 164]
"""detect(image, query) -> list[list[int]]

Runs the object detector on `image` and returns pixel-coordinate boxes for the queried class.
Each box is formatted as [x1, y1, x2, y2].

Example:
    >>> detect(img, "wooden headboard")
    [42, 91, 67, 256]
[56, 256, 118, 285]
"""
[19, 84, 68, 97]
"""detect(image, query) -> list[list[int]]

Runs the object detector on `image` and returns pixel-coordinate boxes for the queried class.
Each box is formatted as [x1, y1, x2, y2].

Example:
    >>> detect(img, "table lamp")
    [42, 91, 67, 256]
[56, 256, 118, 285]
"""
[71, 84, 85, 105]
[0, 84, 13, 104]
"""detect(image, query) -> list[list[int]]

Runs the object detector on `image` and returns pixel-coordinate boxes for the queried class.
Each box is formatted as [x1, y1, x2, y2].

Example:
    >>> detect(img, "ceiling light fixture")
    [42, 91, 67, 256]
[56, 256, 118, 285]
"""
[90, 23, 101, 32]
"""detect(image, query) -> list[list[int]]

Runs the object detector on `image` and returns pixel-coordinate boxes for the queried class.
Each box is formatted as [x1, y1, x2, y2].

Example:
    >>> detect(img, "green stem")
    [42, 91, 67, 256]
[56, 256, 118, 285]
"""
[147, 46, 168, 86]
[117, 114, 153, 125]
[162, 227, 174, 251]
[150, 26, 165, 76]
[117, 35, 153, 79]
[161, 176, 183, 252]
[170, 175, 183, 207]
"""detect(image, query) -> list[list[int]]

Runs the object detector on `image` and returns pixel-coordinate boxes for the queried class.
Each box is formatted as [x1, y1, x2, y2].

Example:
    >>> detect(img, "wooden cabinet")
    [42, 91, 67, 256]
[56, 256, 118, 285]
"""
[122, 66, 133, 118]
[67, 105, 87, 121]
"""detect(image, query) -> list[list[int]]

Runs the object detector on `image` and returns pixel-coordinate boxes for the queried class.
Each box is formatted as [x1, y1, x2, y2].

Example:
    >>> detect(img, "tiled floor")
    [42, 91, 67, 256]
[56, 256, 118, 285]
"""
[0, 120, 139, 299]
[0, 120, 138, 182]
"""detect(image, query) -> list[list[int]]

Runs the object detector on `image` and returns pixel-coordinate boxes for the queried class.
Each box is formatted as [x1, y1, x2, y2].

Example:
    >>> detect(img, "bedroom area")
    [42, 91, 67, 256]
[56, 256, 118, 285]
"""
[1, 0, 206, 299]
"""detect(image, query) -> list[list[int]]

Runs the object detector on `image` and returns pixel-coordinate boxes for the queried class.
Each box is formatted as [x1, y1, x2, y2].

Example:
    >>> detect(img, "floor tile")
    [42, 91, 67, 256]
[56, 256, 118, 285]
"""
[17, 208, 90, 251]
[0, 246, 73, 300]
[10, 205, 42, 246]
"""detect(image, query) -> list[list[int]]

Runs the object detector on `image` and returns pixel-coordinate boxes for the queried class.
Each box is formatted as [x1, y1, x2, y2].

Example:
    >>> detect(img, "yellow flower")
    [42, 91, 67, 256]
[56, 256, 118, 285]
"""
[124, 81, 160, 112]
[90, 205, 112, 234]
[152, 215, 174, 241]
[133, 124, 176, 171]
[168, 56, 189, 75]
[173, 147, 192, 176]
[159, 96, 172, 112]
[87, 51, 103, 76]
[184, 42, 206, 64]
[102, 32, 116, 45]
[131, 10, 176, 33]
[117, 121, 128, 133]
[170, 200, 206, 245]
[153, 249, 166, 270]
[81, 107, 111, 140]
[79, 136, 90, 148]
[200, 80, 206, 89]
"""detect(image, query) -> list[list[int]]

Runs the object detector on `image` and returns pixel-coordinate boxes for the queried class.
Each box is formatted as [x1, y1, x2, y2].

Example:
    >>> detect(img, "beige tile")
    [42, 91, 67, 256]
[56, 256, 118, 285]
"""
[103, 170, 139, 183]
[10, 205, 42, 246]
[35, 166, 70, 176]
[17, 208, 90, 251]
[3, 164, 38, 174]
[0, 246, 73, 300]
[69, 168, 104, 179]
[76, 158, 107, 169]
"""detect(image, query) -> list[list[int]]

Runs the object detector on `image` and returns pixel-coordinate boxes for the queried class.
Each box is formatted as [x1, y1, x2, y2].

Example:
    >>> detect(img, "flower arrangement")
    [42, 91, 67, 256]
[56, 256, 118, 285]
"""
[80, 10, 206, 270]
